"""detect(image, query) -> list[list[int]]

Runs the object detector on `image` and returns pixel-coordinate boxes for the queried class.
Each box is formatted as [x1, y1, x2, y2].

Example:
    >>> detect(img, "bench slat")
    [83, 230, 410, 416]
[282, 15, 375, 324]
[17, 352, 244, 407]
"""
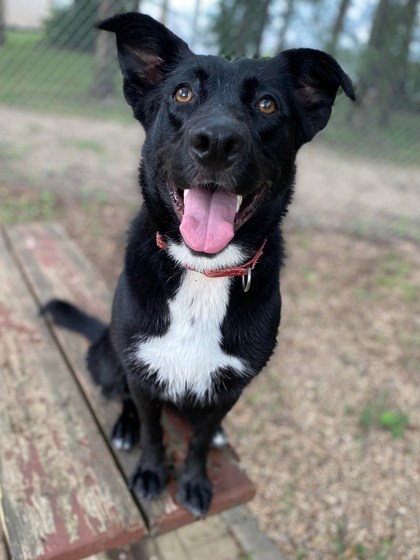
[0, 229, 145, 560]
[0, 528, 8, 560]
[6, 223, 255, 535]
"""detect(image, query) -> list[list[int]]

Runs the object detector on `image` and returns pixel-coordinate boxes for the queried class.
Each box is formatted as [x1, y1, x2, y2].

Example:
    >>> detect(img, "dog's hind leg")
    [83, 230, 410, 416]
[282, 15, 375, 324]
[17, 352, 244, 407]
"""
[87, 329, 142, 450]
[87, 328, 126, 399]
[111, 396, 140, 451]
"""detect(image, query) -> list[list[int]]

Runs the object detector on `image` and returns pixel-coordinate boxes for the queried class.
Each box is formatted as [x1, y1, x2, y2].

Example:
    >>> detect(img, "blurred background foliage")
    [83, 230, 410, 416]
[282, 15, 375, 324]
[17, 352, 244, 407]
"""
[0, 0, 419, 235]
[0, 0, 418, 163]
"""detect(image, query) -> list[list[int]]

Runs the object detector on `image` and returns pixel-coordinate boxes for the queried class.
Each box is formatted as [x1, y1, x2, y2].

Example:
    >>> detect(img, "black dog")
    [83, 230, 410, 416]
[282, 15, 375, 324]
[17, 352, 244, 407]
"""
[44, 13, 354, 517]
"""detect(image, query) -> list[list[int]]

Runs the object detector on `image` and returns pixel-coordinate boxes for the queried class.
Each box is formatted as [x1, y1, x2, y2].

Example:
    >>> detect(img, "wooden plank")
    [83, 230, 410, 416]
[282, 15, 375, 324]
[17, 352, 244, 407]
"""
[6, 223, 255, 535]
[0, 231, 145, 560]
[0, 526, 9, 560]
[153, 410, 256, 534]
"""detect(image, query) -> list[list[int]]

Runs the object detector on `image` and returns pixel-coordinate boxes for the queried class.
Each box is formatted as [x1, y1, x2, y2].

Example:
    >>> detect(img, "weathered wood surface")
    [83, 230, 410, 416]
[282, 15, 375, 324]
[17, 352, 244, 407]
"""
[6, 223, 255, 535]
[0, 230, 145, 560]
[0, 527, 9, 560]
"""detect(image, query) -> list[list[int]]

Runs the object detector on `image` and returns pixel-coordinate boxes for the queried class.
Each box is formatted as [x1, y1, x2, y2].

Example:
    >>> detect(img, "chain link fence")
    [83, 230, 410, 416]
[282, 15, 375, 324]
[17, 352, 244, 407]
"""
[0, 0, 419, 239]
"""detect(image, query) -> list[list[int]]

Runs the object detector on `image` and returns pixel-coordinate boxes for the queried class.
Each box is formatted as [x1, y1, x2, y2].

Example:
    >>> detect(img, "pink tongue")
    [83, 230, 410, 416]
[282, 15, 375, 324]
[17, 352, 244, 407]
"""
[180, 189, 237, 254]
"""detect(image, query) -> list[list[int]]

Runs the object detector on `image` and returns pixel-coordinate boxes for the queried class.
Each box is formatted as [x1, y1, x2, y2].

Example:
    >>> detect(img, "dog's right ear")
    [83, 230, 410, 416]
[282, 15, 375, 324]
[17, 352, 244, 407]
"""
[98, 13, 191, 90]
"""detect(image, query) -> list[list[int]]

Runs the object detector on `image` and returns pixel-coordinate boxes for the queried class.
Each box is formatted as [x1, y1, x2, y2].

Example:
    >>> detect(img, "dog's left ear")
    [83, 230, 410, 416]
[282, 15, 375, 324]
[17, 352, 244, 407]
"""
[98, 13, 192, 90]
[279, 48, 355, 143]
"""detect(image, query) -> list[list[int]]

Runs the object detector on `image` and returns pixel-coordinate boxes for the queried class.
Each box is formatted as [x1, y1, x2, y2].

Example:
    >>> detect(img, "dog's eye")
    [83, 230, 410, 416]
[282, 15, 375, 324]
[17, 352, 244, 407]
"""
[258, 97, 277, 114]
[174, 86, 193, 103]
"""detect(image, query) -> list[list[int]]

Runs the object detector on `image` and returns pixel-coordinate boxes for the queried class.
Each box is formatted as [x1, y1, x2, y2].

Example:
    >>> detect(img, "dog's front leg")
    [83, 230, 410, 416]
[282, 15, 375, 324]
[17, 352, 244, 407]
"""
[177, 400, 238, 517]
[128, 383, 167, 500]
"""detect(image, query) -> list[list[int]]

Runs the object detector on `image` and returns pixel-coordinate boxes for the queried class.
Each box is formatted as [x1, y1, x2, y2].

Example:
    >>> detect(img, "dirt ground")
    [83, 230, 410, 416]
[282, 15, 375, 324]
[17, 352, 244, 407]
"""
[1, 107, 420, 560]
[1, 106, 419, 239]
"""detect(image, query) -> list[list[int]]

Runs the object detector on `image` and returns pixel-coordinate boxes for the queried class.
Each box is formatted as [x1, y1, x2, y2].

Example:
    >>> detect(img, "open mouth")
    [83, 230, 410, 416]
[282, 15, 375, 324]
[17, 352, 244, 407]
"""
[168, 182, 270, 254]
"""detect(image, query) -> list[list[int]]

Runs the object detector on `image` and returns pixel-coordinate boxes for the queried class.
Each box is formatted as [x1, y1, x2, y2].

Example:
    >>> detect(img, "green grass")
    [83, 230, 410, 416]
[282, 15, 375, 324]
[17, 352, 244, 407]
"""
[0, 139, 28, 161]
[281, 483, 295, 515]
[374, 252, 418, 302]
[398, 329, 420, 375]
[378, 410, 409, 438]
[322, 101, 420, 167]
[295, 546, 306, 560]
[0, 190, 61, 223]
[59, 137, 105, 153]
[353, 250, 419, 302]
[332, 516, 393, 559]
[350, 216, 420, 243]
[0, 30, 130, 121]
[360, 392, 409, 439]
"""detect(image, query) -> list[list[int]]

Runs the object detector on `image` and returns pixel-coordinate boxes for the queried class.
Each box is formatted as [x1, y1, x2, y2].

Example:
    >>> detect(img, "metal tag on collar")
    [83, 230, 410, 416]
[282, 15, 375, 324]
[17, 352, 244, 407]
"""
[242, 266, 252, 292]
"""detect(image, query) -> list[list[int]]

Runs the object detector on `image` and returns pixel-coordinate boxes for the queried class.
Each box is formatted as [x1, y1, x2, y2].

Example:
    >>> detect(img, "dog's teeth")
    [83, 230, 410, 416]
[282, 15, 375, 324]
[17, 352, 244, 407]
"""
[236, 195, 243, 212]
[184, 189, 190, 200]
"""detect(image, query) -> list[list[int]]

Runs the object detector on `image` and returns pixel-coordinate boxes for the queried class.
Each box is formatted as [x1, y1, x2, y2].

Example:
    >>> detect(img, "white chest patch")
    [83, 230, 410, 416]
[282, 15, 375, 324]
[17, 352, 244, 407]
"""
[135, 270, 247, 402]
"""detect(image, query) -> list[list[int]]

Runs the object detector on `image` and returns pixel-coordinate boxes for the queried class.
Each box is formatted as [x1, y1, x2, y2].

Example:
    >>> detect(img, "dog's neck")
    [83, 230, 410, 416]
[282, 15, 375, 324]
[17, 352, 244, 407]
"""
[156, 232, 266, 281]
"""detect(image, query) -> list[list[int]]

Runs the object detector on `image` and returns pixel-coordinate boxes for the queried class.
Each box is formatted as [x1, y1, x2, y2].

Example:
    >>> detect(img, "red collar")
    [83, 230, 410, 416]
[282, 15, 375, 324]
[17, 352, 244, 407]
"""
[156, 232, 267, 286]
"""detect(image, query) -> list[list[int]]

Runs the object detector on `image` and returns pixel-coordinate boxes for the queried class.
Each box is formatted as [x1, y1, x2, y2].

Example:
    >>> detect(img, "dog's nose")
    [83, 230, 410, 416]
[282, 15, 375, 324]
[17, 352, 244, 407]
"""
[188, 123, 246, 167]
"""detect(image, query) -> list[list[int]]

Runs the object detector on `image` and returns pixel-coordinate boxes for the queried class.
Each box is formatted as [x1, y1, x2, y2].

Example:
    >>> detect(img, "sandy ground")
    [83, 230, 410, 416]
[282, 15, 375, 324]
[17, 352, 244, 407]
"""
[1, 106, 420, 559]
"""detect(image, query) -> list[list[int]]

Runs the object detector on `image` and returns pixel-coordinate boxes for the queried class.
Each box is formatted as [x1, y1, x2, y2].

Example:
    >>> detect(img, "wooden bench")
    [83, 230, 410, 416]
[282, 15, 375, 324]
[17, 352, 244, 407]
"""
[0, 223, 255, 560]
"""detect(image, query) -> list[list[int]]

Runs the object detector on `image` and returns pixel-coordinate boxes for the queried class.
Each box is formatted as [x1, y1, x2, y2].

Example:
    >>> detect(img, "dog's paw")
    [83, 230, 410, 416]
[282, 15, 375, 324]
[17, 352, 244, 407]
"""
[130, 463, 167, 500]
[176, 474, 213, 517]
[211, 425, 229, 448]
[111, 412, 140, 451]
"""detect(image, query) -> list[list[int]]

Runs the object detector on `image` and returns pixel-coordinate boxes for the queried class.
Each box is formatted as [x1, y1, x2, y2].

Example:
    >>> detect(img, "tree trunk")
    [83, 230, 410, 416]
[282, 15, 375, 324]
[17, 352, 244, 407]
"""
[231, 0, 272, 57]
[254, 0, 271, 56]
[123, 0, 140, 10]
[190, 0, 201, 49]
[393, 0, 419, 101]
[213, 0, 272, 58]
[92, 0, 120, 98]
[160, 0, 169, 25]
[232, 0, 255, 56]
[326, 0, 351, 55]
[276, 0, 294, 52]
[213, 0, 234, 56]
[0, 0, 5, 46]
[355, 0, 419, 126]
[355, 0, 391, 124]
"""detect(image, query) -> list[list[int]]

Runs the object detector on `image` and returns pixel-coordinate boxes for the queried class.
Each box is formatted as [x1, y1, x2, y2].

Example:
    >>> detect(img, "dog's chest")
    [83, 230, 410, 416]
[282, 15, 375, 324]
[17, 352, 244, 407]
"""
[135, 270, 246, 401]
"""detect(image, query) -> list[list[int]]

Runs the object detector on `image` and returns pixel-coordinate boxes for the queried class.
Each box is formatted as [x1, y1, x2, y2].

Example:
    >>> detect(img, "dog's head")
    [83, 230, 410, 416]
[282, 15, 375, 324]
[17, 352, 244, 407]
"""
[100, 13, 355, 256]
